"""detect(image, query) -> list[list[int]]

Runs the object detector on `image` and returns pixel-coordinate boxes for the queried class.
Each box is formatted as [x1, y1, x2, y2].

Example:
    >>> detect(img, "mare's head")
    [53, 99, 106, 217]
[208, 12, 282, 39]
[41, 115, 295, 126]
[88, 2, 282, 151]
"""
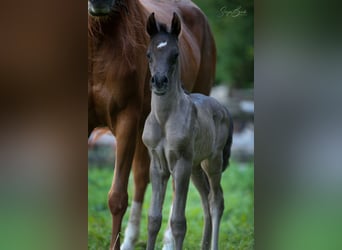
[146, 12, 181, 96]
[88, 0, 125, 16]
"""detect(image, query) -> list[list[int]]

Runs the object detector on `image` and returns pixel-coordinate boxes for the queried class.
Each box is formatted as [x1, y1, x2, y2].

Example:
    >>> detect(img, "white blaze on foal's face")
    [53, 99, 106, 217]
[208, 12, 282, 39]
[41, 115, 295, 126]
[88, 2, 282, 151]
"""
[157, 41, 168, 49]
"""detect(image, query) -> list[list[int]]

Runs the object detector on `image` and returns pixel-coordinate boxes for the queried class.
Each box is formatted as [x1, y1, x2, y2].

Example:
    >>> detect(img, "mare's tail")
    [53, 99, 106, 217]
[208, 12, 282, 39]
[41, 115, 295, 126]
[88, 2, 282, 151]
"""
[222, 112, 233, 172]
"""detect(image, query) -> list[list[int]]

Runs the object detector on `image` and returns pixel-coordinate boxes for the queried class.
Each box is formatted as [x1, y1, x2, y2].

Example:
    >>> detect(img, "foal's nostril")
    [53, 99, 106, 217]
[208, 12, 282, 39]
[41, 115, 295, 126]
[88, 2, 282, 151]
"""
[153, 75, 168, 90]
[162, 76, 168, 84]
[156, 76, 168, 87]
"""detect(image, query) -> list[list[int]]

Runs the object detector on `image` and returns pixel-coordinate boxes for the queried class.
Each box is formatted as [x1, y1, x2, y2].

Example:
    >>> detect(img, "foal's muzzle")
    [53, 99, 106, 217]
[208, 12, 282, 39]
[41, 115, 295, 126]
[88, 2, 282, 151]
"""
[151, 74, 169, 96]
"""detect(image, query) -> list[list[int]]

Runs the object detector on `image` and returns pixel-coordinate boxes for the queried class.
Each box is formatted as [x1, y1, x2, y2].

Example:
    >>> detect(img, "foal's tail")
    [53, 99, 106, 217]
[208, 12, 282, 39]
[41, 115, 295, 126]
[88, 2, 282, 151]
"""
[222, 112, 233, 172]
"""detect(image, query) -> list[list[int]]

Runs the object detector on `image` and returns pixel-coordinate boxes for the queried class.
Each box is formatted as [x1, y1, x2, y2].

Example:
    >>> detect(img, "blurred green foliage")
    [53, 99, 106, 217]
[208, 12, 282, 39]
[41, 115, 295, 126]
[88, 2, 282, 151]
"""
[193, 0, 254, 88]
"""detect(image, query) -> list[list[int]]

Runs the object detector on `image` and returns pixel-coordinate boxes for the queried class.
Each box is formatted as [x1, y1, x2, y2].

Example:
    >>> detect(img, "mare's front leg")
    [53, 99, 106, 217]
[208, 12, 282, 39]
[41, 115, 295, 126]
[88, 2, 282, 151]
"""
[108, 107, 139, 250]
[121, 132, 150, 250]
[170, 157, 192, 250]
[147, 152, 170, 250]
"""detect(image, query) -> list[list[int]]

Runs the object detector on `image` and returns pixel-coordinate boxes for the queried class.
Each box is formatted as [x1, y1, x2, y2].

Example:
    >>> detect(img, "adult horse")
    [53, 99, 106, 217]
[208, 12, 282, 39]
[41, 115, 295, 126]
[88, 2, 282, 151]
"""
[88, 0, 216, 249]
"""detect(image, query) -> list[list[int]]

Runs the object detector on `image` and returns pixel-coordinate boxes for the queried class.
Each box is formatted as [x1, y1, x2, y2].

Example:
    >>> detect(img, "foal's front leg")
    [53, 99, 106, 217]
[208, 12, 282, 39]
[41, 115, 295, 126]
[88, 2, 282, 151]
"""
[171, 158, 192, 250]
[147, 154, 170, 250]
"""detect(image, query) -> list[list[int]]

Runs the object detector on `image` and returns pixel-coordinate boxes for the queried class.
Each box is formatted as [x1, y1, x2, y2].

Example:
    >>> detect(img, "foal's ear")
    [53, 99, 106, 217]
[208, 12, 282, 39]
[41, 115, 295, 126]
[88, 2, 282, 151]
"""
[146, 13, 159, 37]
[171, 12, 181, 37]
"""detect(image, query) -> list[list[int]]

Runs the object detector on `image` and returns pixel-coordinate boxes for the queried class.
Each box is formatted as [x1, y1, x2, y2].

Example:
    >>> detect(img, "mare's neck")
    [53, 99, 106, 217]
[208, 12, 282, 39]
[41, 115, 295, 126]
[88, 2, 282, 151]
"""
[88, 0, 148, 74]
[88, 0, 146, 48]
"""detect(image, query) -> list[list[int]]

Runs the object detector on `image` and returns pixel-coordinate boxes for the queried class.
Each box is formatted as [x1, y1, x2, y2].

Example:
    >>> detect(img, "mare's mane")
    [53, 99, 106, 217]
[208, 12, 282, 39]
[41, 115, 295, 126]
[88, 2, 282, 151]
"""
[88, 2, 147, 69]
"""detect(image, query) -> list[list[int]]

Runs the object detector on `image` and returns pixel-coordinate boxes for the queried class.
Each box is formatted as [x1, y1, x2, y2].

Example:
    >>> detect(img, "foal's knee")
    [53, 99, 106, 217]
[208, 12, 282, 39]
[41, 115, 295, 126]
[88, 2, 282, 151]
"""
[108, 191, 129, 216]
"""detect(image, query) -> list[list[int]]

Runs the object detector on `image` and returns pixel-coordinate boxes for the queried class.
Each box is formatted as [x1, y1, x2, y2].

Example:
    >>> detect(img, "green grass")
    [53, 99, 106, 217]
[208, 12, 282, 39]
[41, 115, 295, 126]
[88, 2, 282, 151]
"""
[88, 161, 254, 249]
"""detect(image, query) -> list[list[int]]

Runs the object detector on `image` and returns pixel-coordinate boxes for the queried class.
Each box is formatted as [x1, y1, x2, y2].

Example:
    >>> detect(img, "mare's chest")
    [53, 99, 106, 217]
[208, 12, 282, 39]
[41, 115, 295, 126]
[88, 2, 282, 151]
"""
[91, 42, 143, 93]
[89, 40, 149, 122]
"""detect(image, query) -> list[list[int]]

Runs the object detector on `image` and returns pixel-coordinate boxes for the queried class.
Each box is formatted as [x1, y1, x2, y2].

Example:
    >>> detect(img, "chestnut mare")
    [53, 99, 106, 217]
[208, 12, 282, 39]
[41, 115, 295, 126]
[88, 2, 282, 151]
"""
[88, 0, 216, 249]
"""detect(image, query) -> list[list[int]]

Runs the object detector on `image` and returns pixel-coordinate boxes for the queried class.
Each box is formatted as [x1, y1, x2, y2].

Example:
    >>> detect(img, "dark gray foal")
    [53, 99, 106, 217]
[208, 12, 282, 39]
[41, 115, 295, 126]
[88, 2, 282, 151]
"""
[142, 13, 233, 250]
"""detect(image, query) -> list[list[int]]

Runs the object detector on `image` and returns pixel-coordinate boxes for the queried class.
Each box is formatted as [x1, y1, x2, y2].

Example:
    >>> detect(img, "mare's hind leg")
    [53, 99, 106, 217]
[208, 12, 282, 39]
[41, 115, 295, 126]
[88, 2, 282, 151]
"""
[121, 134, 150, 250]
[191, 165, 212, 250]
[202, 156, 224, 250]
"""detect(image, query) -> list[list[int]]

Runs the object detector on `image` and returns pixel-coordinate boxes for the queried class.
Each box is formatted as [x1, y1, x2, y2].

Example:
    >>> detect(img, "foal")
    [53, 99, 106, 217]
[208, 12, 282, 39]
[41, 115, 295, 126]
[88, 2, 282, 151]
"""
[142, 13, 233, 250]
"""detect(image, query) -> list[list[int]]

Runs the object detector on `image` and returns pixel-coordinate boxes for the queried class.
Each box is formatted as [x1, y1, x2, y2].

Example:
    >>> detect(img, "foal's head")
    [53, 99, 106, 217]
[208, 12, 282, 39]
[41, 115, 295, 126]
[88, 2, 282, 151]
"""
[88, 0, 125, 16]
[146, 13, 181, 96]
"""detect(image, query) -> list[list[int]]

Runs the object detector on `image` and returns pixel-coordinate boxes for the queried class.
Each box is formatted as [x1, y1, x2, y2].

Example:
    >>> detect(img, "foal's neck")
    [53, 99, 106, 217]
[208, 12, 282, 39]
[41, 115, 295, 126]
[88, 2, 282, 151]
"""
[151, 70, 187, 123]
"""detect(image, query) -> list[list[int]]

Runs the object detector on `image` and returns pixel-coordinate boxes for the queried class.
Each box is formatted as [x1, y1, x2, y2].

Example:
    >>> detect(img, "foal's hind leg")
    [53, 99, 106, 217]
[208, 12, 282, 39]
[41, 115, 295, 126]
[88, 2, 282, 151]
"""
[191, 165, 212, 250]
[203, 156, 224, 250]
[121, 135, 150, 250]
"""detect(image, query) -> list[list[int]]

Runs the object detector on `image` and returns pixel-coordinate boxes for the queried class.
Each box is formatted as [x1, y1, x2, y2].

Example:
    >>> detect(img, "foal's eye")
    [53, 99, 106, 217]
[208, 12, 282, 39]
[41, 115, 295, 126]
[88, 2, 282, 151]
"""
[146, 52, 152, 61]
[170, 52, 179, 64]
